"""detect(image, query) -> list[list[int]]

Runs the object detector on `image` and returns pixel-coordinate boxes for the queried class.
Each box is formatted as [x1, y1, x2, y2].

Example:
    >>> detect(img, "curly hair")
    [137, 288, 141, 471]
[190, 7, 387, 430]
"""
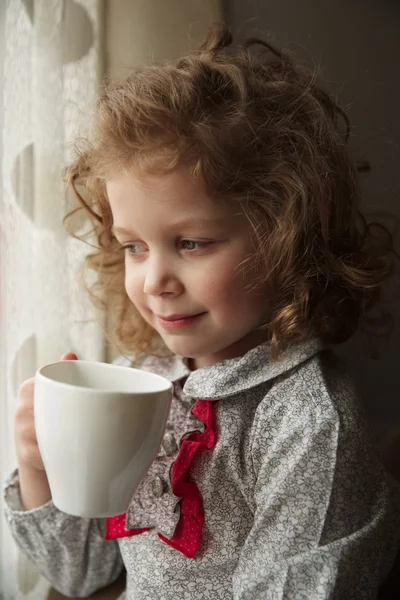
[64, 22, 398, 359]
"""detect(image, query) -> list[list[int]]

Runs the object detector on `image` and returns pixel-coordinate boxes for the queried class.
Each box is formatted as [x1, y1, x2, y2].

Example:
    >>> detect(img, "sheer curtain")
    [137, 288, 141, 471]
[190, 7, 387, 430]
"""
[0, 2, 105, 598]
[0, 2, 223, 599]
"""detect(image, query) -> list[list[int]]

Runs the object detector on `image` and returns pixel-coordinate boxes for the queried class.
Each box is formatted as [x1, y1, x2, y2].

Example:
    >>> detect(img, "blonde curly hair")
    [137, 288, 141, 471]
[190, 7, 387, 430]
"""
[63, 22, 397, 359]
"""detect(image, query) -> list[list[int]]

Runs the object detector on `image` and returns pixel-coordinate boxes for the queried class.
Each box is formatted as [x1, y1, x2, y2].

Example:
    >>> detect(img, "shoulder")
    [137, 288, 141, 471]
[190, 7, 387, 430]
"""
[111, 352, 171, 372]
[111, 354, 135, 368]
[250, 348, 365, 457]
[258, 348, 359, 419]
[111, 350, 187, 381]
[247, 349, 385, 501]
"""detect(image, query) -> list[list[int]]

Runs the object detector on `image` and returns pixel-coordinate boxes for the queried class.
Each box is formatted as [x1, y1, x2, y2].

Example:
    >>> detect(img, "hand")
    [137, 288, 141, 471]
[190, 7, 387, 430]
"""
[14, 352, 78, 472]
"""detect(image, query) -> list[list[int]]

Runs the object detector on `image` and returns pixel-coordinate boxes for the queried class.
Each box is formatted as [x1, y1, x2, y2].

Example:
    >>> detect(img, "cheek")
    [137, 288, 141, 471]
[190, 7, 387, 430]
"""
[205, 259, 266, 317]
[200, 266, 253, 310]
[124, 268, 143, 306]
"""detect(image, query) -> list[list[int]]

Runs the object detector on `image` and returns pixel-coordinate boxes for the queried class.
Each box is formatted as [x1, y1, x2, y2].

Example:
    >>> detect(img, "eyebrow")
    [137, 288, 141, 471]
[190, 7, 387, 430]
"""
[111, 217, 226, 235]
[111, 226, 137, 235]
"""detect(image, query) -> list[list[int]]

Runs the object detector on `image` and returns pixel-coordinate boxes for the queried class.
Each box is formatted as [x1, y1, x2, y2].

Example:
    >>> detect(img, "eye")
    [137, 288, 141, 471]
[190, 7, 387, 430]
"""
[124, 243, 146, 255]
[179, 240, 210, 251]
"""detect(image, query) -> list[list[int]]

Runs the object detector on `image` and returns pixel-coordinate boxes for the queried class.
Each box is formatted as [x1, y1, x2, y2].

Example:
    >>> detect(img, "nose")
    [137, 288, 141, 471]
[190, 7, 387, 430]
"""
[143, 255, 183, 297]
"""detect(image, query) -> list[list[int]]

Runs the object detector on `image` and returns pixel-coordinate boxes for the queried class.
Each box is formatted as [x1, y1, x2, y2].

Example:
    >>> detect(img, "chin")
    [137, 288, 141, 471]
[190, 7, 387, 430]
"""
[160, 332, 237, 362]
[161, 339, 206, 359]
[158, 332, 208, 357]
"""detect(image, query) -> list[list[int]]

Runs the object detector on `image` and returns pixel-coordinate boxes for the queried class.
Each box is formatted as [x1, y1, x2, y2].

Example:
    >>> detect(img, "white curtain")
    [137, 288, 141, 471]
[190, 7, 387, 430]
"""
[0, 1, 223, 599]
[0, 1, 105, 598]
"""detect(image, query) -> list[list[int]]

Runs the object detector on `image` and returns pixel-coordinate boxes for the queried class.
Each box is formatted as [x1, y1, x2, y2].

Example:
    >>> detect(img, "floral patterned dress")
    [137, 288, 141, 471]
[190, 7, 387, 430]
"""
[4, 339, 400, 599]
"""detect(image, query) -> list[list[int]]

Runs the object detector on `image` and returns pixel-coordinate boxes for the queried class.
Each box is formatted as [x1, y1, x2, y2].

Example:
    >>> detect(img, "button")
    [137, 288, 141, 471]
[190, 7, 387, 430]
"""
[162, 433, 178, 456]
[151, 476, 166, 498]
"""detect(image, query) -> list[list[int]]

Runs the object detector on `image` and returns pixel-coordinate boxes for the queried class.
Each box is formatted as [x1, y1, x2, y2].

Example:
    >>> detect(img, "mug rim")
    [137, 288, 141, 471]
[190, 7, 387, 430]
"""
[36, 359, 173, 395]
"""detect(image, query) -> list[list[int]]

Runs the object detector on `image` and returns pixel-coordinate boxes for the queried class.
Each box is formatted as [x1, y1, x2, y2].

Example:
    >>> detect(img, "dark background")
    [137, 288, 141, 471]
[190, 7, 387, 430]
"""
[225, 0, 400, 442]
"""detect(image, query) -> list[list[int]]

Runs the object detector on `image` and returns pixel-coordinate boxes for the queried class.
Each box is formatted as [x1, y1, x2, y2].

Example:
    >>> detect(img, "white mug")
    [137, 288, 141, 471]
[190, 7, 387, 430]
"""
[34, 359, 173, 518]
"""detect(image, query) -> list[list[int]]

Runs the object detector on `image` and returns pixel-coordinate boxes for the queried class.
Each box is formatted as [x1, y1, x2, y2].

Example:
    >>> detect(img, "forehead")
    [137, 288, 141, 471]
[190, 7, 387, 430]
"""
[106, 166, 239, 225]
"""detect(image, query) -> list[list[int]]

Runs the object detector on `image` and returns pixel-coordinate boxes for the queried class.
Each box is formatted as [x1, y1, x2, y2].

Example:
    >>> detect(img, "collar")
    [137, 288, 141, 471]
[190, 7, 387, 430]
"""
[183, 337, 324, 400]
[128, 337, 324, 401]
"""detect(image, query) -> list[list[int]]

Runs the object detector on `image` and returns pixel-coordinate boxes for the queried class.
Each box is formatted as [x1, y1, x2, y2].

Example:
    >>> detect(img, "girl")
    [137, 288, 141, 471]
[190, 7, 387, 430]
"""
[4, 23, 400, 600]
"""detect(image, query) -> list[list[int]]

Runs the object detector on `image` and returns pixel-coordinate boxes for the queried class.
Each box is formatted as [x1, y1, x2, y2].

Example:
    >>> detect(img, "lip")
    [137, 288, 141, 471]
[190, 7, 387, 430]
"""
[157, 312, 206, 330]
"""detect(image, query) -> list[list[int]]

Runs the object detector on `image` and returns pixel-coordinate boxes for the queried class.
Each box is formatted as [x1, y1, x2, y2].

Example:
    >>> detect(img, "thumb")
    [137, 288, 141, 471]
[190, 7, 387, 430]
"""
[60, 352, 78, 361]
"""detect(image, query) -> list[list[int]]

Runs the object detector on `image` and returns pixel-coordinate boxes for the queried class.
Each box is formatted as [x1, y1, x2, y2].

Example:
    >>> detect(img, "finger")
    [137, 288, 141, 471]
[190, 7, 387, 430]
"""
[60, 352, 78, 360]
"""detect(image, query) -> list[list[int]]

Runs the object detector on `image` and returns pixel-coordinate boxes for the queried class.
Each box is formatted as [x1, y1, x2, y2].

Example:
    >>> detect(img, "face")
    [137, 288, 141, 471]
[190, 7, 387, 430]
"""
[107, 166, 269, 368]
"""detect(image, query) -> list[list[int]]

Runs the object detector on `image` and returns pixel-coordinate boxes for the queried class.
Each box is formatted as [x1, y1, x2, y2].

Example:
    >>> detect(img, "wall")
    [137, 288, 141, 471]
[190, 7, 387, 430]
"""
[226, 0, 400, 441]
[106, 0, 223, 78]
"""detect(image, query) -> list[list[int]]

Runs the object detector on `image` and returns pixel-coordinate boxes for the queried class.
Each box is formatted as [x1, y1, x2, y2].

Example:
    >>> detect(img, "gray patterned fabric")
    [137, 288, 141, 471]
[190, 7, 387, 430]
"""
[124, 376, 200, 538]
[4, 339, 400, 599]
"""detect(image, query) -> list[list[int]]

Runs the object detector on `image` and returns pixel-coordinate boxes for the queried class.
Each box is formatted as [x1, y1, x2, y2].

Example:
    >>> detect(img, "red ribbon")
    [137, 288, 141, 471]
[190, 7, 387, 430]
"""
[105, 400, 216, 558]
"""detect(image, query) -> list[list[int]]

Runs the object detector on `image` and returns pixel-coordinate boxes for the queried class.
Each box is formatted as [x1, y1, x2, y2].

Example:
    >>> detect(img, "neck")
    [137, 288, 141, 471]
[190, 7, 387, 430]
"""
[189, 328, 270, 370]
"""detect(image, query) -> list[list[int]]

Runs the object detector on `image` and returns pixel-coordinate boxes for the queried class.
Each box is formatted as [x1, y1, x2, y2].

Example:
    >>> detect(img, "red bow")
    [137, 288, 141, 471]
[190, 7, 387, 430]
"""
[105, 400, 216, 558]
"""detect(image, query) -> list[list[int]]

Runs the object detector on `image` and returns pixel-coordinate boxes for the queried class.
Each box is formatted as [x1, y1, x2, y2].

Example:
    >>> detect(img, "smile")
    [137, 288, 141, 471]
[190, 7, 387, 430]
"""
[157, 313, 206, 331]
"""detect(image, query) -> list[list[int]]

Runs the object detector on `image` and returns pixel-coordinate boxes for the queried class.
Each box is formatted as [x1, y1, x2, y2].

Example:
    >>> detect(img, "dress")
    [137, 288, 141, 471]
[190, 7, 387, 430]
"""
[4, 338, 400, 599]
